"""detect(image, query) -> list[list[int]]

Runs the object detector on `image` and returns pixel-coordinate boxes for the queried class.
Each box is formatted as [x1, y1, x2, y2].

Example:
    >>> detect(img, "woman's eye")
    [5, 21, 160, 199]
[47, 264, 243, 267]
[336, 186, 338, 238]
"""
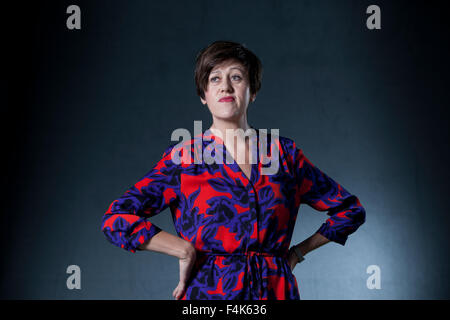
[210, 75, 242, 82]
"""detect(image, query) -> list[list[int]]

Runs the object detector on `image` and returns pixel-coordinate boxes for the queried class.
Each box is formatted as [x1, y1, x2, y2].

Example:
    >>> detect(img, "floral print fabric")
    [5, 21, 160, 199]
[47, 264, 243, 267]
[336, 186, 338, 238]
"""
[101, 129, 366, 299]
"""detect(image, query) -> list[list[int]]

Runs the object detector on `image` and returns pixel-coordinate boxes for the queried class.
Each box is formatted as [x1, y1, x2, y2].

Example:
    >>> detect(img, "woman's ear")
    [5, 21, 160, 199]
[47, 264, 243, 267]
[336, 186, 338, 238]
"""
[200, 97, 207, 105]
[251, 93, 256, 103]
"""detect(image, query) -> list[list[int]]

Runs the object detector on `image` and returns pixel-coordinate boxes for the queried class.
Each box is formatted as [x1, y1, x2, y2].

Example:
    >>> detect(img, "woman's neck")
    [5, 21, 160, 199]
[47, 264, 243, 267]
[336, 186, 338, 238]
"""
[209, 117, 252, 144]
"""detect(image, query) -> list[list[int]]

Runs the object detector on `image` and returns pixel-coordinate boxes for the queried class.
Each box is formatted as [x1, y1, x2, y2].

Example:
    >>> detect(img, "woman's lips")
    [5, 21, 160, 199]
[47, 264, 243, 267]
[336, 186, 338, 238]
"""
[219, 97, 235, 102]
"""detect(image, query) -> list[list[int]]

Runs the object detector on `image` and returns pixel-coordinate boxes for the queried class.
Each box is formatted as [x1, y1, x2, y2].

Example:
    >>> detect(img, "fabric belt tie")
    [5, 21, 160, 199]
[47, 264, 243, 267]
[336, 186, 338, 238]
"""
[200, 250, 287, 258]
[199, 250, 288, 299]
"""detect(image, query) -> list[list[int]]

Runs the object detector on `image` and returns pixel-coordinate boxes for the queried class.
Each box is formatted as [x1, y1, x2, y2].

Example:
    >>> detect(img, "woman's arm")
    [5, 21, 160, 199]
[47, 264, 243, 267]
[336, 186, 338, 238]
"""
[295, 232, 330, 256]
[139, 231, 197, 300]
[101, 145, 180, 253]
[295, 147, 366, 246]
[138, 230, 195, 258]
[288, 233, 329, 270]
[101, 144, 197, 299]
[288, 144, 366, 270]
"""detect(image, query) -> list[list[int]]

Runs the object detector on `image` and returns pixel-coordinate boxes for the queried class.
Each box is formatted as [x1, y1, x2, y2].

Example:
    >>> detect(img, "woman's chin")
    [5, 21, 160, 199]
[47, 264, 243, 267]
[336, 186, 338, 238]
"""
[212, 109, 244, 121]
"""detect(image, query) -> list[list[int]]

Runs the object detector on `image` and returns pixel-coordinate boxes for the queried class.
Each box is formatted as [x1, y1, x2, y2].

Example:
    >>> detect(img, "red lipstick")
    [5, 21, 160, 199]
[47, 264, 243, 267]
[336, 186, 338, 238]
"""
[219, 96, 235, 102]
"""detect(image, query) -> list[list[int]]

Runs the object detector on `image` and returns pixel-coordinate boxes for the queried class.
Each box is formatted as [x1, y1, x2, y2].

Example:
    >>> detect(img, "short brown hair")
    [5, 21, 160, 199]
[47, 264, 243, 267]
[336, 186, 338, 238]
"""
[194, 40, 263, 100]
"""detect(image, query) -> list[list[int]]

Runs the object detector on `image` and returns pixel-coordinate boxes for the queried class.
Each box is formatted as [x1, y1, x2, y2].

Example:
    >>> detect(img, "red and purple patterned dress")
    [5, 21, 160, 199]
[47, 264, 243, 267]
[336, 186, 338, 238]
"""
[101, 129, 366, 300]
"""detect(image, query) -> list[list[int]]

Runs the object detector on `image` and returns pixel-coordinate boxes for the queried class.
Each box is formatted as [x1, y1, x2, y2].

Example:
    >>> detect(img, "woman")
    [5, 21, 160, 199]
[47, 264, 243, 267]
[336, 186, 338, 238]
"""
[101, 40, 366, 300]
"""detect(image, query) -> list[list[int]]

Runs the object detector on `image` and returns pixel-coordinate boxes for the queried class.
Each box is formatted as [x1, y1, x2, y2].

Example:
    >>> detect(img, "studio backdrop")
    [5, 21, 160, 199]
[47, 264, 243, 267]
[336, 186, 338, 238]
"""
[2, 0, 449, 299]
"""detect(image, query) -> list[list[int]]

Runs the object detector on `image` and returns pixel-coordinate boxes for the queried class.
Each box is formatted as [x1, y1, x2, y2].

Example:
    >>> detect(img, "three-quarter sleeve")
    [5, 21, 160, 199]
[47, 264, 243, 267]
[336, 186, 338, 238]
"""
[101, 144, 180, 253]
[293, 145, 366, 245]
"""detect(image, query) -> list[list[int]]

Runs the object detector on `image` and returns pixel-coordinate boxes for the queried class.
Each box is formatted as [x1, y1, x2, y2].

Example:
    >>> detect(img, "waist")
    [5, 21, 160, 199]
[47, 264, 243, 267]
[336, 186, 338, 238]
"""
[198, 250, 287, 259]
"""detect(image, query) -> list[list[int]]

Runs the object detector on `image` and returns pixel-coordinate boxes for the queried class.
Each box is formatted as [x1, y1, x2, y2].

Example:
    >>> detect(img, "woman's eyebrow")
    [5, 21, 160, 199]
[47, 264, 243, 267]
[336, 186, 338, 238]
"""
[210, 67, 244, 74]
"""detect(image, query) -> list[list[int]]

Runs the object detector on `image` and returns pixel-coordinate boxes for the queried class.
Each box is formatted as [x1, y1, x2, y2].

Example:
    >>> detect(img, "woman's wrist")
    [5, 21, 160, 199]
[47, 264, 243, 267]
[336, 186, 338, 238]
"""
[290, 244, 306, 263]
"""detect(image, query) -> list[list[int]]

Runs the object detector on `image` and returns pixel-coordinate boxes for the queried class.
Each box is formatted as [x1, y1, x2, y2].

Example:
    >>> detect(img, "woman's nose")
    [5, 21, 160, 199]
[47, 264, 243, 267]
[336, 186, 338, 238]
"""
[220, 78, 233, 93]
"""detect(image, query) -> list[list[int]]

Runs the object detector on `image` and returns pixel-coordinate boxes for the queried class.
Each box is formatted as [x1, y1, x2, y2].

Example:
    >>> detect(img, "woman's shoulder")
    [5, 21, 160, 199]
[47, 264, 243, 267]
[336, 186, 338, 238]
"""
[252, 128, 296, 150]
[277, 135, 301, 154]
[160, 136, 202, 166]
[278, 135, 295, 147]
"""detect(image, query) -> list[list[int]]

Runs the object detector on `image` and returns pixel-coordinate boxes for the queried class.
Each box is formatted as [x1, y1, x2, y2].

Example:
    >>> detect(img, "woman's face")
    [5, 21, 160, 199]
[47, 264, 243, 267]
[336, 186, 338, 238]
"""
[200, 59, 256, 122]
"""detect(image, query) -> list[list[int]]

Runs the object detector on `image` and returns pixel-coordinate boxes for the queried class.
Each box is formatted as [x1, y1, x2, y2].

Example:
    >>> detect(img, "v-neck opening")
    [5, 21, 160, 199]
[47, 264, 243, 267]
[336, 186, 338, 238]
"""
[203, 127, 259, 186]
[225, 141, 256, 185]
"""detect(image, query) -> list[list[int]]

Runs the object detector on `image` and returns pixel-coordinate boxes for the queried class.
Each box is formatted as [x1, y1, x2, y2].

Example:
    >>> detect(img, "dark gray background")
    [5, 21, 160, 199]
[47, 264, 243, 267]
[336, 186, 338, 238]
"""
[3, 0, 449, 299]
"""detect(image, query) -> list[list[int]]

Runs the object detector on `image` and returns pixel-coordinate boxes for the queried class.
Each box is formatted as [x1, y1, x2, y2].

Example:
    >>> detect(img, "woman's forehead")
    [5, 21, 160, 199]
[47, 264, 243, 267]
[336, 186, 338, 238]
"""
[211, 60, 246, 74]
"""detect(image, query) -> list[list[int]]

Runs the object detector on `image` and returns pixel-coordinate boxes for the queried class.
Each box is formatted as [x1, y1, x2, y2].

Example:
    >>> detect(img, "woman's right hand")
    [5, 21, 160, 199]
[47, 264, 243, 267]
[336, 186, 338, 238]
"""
[172, 243, 196, 300]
